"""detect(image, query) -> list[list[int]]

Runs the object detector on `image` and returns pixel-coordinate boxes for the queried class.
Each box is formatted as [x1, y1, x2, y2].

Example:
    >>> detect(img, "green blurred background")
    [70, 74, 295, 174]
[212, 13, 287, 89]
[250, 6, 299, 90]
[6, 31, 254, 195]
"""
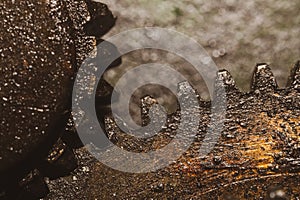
[102, 0, 299, 88]
[99, 0, 299, 120]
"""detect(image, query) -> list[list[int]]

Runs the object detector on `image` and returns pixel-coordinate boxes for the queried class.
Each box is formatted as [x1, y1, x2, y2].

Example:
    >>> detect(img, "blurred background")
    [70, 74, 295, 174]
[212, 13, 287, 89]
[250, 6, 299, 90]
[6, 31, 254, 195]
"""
[99, 0, 300, 122]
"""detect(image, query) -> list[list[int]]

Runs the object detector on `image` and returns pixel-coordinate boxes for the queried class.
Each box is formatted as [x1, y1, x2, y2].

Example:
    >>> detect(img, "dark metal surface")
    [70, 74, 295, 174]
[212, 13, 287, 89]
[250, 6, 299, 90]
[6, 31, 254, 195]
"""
[0, 0, 75, 184]
[1, 0, 299, 199]
[0, 0, 119, 199]
[45, 62, 299, 199]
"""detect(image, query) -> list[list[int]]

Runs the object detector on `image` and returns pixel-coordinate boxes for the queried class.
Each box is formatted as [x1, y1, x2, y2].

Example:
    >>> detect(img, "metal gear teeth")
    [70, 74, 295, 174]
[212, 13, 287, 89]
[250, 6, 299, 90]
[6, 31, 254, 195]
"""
[250, 63, 278, 94]
[42, 61, 299, 200]
[73, 61, 299, 199]
[287, 60, 300, 90]
[215, 69, 238, 92]
[63, 0, 118, 71]
[83, 0, 117, 38]
[214, 62, 300, 101]
[214, 69, 242, 104]
[141, 96, 159, 127]
[2, 1, 297, 196]
[62, 0, 122, 150]
[0, 1, 120, 199]
[177, 81, 200, 108]
[61, 0, 121, 149]
[94, 39, 122, 70]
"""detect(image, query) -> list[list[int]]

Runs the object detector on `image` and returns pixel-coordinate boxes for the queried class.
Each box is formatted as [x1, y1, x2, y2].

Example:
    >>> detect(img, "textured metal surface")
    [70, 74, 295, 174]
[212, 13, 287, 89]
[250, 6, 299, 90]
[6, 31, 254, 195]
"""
[0, 0, 118, 199]
[1, 0, 299, 199]
[46, 62, 299, 199]
[0, 0, 75, 183]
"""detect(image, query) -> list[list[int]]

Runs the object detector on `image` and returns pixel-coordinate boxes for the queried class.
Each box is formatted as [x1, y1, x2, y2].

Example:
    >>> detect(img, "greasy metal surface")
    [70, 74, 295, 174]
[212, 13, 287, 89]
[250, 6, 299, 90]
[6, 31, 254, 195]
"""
[0, 0, 118, 189]
[0, 0, 75, 182]
[46, 62, 299, 199]
[1, 0, 299, 199]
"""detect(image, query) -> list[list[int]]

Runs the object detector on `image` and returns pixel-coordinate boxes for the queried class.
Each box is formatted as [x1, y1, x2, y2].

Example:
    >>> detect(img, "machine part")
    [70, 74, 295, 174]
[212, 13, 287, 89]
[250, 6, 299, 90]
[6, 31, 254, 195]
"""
[0, 0, 120, 199]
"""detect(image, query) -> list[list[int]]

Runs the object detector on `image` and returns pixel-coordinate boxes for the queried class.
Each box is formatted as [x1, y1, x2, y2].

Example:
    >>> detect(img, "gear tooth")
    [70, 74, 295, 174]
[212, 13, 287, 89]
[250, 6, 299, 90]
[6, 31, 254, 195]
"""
[177, 81, 202, 99]
[95, 39, 122, 70]
[215, 69, 240, 94]
[212, 69, 241, 107]
[18, 169, 49, 199]
[287, 60, 300, 90]
[176, 81, 202, 113]
[39, 139, 78, 179]
[83, 0, 116, 37]
[141, 96, 158, 126]
[177, 81, 207, 109]
[250, 63, 278, 92]
[178, 81, 193, 93]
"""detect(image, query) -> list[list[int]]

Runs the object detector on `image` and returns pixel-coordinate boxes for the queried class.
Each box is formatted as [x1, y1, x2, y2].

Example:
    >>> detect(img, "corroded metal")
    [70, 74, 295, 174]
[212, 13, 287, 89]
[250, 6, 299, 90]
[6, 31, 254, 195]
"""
[0, 0, 119, 199]
[85, 62, 300, 200]
[1, 1, 299, 199]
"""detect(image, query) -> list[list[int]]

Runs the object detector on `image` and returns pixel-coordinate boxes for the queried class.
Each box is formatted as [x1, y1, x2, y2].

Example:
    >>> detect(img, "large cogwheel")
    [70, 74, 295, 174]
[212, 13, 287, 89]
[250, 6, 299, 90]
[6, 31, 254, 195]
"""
[0, 0, 120, 199]
[80, 62, 299, 199]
